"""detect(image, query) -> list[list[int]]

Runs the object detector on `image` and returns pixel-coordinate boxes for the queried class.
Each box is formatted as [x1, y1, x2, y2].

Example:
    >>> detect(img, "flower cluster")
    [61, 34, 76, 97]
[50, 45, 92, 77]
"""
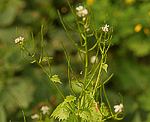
[102, 24, 109, 32]
[114, 103, 124, 113]
[76, 5, 90, 32]
[31, 105, 50, 120]
[76, 5, 88, 17]
[15, 36, 24, 44]
[31, 114, 39, 120]
[41, 105, 50, 115]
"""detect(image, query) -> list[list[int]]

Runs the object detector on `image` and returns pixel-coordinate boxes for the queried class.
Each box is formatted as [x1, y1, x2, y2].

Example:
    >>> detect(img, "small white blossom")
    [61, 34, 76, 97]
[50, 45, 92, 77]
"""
[41, 105, 50, 115]
[31, 114, 39, 119]
[114, 103, 123, 113]
[102, 24, 109, 32]
[76, 5, 88, 17]
[90, 56, 98, 64]
[76, 5, 84, 11]
[15, 36, 24, 44]
[80, 71, 83, 75]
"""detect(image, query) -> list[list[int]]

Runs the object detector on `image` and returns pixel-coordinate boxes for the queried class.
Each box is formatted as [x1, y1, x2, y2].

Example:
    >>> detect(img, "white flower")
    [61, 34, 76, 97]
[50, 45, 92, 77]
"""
[102, 24, 109, 32]
[31, 114, 39, 119]
[90, 56, 98, 64]
[76, 5, 88, 17]
[80, 71, 83, 75]
[76, 5, 84, 11]
[15, 36, 24, 44]
[114, 103, 123, 113]
[41, 105, 50, 115]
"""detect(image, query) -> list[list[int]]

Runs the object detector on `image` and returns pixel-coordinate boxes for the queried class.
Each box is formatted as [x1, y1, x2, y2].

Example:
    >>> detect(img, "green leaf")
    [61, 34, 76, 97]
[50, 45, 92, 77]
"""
[79, 110, 91, 120]
[51, 102, 70, 121]
[50, 75, 61, 84]
[89, 102, 103, 122]
[65, 95, 76, 103]
[79, 94, 102, 122]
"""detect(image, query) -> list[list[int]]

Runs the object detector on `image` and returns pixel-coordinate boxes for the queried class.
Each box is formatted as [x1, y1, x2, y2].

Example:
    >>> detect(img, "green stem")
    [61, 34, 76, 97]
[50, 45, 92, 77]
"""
[92, 54, 104, 96]
[102, 84, 113, 116]
[37, 62, 65, 99]
[22, 46, 65, 99]
[84, 37, 88, 86]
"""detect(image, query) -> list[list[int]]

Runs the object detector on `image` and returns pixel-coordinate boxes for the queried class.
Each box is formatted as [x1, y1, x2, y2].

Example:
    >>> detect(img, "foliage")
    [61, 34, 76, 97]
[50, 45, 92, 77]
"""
[0, 0, 150, 122]
[15, 2, 125, 121]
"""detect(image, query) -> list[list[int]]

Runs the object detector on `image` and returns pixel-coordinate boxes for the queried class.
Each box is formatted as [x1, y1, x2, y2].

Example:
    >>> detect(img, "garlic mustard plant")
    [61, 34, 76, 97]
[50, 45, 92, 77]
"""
[15, 2, 124, 122]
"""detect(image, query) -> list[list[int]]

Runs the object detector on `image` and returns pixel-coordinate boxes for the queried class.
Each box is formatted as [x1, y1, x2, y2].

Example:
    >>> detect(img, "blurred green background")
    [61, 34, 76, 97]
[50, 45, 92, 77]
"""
[0, 0, 150, 122]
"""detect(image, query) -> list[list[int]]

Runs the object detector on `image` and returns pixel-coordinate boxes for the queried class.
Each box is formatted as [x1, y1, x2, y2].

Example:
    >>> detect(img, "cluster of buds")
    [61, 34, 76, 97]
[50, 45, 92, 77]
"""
[102, 24, 109, 32]
[76, 5, 88, 18]
[31, 105, 50, 120]
[31, 114, 39, 120]
[114, 103, 124, 113]
[76, 5, 90, 32]
[15, 36, 24, 45]
[41, 105, 50, 115]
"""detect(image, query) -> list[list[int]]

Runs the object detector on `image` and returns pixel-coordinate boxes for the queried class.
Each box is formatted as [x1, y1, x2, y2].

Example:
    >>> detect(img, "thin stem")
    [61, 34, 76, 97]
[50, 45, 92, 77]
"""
[92, 55, 103, 96]
[85, 58, 101, 90]
[83, 36, 88, 86]
[22, 45, 65, 99]
[36, 61, 65, 99]
[102, 84, 113, 116]
[62, 43, 76, 95]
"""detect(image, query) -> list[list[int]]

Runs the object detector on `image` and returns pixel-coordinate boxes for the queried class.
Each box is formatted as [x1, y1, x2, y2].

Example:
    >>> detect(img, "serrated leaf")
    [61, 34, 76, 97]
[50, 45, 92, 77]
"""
[51, 102, 70, 121]
[102, 63, 108, 73]
[65, 95, 76, 103]
[79, 94, 102, 121]
[79, 110, 91, 120]
[50, 75, 61, 84]
[89, 102, 103, 122]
